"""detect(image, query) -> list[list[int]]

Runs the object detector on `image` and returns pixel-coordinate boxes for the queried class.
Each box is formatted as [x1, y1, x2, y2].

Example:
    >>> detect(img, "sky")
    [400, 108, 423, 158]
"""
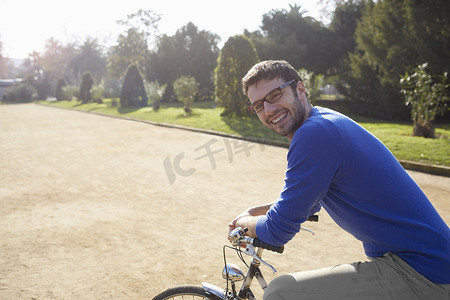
[0, 0, 328, 59]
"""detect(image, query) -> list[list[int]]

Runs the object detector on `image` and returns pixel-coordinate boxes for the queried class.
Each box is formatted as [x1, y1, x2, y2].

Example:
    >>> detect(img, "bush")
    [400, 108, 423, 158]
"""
[62, 85, 79, 101]
[144, 80, 166, 111]
[120, 65, 147, 107]
[31, 79, 52, 100]
[103, 78, 121, 98]
[4, 83, 37, 102]
[90, 84, 104, 103]
[79, 72, 94, 103]
[55, 78, 66, 101]
[173, 76, 199, 113]
[298, 68, 324, 103]
[400, 63, 449, 138]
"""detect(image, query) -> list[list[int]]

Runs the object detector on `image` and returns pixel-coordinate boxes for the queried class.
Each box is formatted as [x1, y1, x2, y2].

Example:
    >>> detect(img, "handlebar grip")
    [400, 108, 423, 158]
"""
[307, 215, 319, 222]
[253, 238, 284, 254]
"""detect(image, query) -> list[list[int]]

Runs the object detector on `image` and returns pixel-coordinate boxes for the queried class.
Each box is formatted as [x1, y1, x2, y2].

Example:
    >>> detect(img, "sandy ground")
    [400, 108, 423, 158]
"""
[0, 103, 448, 299]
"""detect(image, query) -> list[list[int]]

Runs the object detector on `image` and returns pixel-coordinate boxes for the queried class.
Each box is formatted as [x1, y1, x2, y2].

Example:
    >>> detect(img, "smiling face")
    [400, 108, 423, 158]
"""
[247, 77, 312, 140]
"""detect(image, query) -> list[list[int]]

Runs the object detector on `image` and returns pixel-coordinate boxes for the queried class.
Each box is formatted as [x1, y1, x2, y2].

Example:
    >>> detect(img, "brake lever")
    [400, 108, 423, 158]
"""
[243, 244, 277, 273]
[301, 227, 315, 235]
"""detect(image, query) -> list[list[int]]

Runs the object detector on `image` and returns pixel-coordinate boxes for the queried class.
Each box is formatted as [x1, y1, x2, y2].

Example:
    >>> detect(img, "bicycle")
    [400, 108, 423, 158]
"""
[152, 216, 318, 300]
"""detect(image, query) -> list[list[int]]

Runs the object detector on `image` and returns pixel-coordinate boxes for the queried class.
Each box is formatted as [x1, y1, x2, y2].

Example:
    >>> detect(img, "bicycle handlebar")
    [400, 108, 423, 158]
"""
[307, 215, 319, 222]
[250, 214, 318, 253]
[229, 215, 318, 255]
[252, 238, 284, 254]
[229, 228, 284, 254]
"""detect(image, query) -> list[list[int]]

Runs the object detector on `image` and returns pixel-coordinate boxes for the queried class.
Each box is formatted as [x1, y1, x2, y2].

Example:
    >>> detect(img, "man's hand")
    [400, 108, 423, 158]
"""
[228, 203, 274, 239]
[228, 211, 252, 232]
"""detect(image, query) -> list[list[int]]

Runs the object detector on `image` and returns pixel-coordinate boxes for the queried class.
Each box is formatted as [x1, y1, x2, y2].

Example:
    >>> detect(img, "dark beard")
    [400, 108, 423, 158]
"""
[273, 95, 306, 138]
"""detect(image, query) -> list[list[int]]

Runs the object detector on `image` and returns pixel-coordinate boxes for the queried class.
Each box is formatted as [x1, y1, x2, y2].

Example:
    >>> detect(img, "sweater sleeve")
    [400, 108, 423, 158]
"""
[255, 118, 342, 246]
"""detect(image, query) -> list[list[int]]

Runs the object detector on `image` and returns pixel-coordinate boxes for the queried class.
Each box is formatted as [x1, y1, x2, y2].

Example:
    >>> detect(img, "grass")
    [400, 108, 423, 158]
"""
[357, 119, 450, 166]
[40, 99, 285, 142]
[39, 99, 450, 167]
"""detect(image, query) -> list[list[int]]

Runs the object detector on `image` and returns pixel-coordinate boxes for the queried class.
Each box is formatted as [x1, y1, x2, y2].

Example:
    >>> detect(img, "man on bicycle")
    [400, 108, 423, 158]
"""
[229, 60, 450, 299]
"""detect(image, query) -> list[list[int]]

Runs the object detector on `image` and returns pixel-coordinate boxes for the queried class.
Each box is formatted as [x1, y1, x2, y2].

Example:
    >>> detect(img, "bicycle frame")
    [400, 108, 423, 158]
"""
[238, 248, 269, 299]
[199, 226, 286, 300]
[153, 220, 317, 300]
[201, 247, 269, 300]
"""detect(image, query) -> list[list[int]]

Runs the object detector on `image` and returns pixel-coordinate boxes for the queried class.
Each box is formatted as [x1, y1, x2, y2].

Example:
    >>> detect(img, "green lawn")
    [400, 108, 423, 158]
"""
[357, 120, 450, 166]
[40, 99, 450, 167]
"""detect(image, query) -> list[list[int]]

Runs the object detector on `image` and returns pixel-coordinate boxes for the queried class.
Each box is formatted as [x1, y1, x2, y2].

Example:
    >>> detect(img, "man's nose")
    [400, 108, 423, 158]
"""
[263, 100, 277, 114]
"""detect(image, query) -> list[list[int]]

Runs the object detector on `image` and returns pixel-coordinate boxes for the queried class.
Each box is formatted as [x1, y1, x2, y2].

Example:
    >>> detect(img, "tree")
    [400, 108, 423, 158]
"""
[16, 38, 77, 99]
[214, 35, 259, 116]
[70, 38, 106, 84]
[400, 63, 449, 138]
[173, 75, 199, 113]
[339, 50, 388, 117]
[0, 40, 11, 78]
[343, 0, 450, 120]
[55, 78, 66, 101]
[148, 22, 220, 101]
[21, 51, 52, 100]
[41, 38, 76, 85]
[108, 28, 148, 80]
[108, 9, 160, 80]
[328, 0, 366, 75]
[116, 9, 161, 47]
[246, 4, 332, 74]
[120, 65, 147, 107]
[22, 51, 43, 80]
[79, 72, 94, 103]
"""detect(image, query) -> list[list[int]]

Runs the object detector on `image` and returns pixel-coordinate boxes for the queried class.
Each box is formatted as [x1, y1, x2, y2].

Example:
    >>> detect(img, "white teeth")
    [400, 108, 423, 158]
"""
[272, 113, 287, 124]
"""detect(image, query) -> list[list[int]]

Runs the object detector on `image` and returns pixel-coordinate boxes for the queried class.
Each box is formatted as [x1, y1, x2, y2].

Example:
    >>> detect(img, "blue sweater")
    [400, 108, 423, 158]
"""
[255, 107, 450, 284]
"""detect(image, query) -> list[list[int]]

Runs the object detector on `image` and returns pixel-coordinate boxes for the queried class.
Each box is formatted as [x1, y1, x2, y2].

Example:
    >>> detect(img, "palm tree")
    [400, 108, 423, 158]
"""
[69, 38, 106, 84]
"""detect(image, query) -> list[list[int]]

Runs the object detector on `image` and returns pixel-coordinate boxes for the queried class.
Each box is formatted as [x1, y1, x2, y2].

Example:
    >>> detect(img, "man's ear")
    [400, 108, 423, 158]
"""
[296, 81, 306, 97]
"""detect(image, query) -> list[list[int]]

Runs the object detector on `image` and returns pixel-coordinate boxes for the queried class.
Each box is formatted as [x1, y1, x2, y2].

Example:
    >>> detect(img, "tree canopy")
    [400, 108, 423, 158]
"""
[0, 40, 11, 78]
[341, 0, 450, 120]
[173, 75, 199, 113]
[107, 9, 160, 80]
[70, 38, 106, 84]
[246, 4, 332, 74]
[148, 22, 220, 101]
[215, 35, 259, 116]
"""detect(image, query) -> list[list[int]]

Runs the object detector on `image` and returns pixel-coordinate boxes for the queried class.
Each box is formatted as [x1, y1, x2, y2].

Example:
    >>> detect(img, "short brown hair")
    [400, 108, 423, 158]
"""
[242, 60, 303, 96]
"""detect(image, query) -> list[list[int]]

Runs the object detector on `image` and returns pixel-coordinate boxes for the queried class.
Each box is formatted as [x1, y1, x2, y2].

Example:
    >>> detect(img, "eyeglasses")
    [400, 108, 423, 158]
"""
[247, 79, 296, 114]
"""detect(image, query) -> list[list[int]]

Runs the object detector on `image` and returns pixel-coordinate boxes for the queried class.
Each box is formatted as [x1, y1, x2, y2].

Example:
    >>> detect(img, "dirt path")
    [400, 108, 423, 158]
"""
[1, 104, 448, 299]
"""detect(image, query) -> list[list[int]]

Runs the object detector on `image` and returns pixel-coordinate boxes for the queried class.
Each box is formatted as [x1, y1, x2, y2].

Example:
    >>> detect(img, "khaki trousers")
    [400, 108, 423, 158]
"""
[264, 253, 450, 300]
